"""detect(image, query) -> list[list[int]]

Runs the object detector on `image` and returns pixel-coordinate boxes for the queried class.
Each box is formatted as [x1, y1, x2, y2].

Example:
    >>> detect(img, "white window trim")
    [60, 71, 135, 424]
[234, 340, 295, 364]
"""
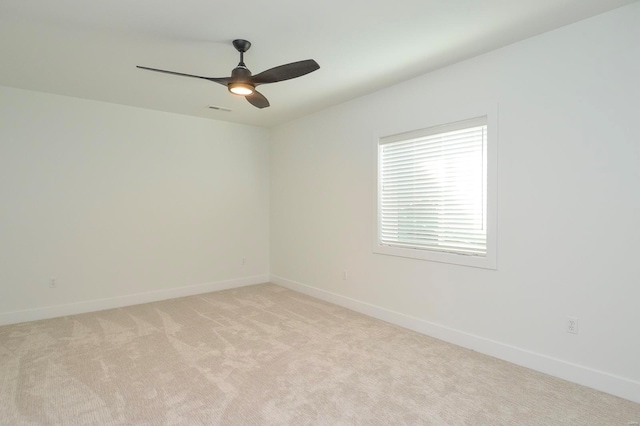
[372, 105, 498, 270]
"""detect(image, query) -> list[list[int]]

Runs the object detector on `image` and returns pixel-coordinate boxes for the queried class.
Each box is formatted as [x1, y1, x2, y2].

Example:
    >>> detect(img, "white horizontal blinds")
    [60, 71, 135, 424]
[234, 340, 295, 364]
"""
[379, 117, 487, 256]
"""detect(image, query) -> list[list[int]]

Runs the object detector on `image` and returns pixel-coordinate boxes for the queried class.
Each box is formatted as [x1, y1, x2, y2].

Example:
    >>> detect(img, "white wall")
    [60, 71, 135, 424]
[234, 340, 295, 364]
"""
[270, 3, 640, 402]
[0, 87, 270, 323]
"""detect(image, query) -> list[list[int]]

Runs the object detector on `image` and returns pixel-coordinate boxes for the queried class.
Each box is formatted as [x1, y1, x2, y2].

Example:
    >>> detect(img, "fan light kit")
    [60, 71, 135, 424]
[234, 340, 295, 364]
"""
[137, 39, 320, 109]
[229, 83, 254, 96]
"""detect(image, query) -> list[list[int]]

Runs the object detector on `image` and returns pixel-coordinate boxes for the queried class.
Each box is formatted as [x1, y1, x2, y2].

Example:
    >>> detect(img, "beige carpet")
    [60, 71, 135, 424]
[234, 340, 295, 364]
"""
[1, 284, 639, 425]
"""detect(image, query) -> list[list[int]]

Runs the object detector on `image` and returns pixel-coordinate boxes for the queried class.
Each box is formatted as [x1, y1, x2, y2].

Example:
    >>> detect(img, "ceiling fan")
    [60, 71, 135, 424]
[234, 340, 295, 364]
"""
[137, 39, 320, 109]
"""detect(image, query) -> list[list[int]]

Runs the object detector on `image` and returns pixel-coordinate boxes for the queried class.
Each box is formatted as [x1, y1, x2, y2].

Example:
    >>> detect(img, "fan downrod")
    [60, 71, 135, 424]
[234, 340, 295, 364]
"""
[232, 39, 251, 53]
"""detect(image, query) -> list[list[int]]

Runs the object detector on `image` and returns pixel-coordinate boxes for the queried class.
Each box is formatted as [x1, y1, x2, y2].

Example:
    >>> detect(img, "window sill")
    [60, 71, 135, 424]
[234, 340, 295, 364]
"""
[373, 243, 497, 270]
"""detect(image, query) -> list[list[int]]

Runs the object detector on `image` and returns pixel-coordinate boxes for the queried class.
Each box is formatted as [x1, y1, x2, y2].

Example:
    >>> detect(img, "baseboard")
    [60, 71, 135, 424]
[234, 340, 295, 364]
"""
[271, 274, 640, 404]
[0, 274, 270, 326]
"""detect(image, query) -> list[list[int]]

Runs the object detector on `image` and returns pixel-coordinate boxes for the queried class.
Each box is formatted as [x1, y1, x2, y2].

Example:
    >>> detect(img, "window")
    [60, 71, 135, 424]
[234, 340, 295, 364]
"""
[374, 115, 496, 269]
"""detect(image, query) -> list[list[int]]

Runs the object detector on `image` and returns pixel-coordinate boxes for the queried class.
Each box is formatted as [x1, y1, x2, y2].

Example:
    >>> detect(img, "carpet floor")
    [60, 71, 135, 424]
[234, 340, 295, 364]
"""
[1, 283, 639, 425]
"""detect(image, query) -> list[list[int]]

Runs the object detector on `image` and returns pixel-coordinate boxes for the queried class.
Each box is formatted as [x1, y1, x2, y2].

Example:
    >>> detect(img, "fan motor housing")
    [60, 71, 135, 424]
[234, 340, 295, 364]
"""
[231, 66, 252, 81]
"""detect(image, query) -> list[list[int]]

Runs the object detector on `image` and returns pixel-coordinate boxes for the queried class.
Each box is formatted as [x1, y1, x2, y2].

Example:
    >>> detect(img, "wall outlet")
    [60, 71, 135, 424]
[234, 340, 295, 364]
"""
[49, 278, 57, 288]
[242, 257, 246, 266]
[566, 316, 578, 334]
[342, 270, 348, 280]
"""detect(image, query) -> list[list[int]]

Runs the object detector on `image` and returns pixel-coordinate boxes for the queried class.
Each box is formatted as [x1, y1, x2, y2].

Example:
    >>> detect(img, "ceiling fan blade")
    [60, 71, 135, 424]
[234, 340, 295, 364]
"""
[251, 60, 320, 85]
[136, 66, 229, 85]
[246, 90, 270, 109]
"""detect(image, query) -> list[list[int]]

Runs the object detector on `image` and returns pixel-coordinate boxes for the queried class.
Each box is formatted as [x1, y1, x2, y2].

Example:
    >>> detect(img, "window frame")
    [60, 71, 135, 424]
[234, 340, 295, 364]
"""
[372, 106, 498, 270]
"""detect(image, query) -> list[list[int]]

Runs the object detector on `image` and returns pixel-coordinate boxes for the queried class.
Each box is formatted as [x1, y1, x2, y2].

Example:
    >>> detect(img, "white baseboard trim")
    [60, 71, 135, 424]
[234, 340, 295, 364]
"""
[271, 274, 640, 404]
[0, 274, 270, 327]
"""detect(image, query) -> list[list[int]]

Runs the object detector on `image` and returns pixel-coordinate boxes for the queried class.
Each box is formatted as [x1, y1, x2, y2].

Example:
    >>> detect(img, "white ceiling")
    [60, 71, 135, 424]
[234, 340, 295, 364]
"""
[0, 0, 635, 128]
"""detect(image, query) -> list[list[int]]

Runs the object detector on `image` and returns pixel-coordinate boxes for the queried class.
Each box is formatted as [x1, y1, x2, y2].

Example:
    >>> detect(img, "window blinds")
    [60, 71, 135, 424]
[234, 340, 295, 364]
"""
[378, 117, 487, 256]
